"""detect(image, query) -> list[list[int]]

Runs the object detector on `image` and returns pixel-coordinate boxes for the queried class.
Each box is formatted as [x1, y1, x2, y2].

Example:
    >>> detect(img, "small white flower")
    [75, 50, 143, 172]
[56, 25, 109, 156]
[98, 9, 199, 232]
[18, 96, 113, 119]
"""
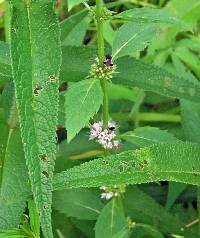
[100, 186, 107, 190]
[101, 192, 114, 200]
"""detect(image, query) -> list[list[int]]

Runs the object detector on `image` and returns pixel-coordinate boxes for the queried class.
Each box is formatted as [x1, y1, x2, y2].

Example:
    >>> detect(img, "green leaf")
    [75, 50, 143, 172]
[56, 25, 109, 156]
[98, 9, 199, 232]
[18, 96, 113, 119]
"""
[174, 46, 200, 78]
[171, 51, 200, 143]
[112, 22, 157, 60]
[0, 120, 8, 183]
[68, 0, 85, 10]
[118, 7, 188, 28]
[0, 41, 11, 86]
[124, 187, 196, 237]
[53, 143, 200, 190]
[59, 46, 200, 104]
[0, 129, 30, 229]
[108, 83, 139, 102]
[166, 0, 200, 27]
[52, 210, 83, 238]
[28, 200, 40, 237]
[114, 56, 200, 102]
[103, 21, 116, 46]
[53, 188, 103, 220]
[131, 223, 165, 238]
[10, 1, 61, 237]
[182, 101, 200, 143]
[165, 182, 187, 210]
[71, 219, 95, 238]
[60, 10, 88, 44]
[120, 127, 178, 147]
[0, 81, 15, 123]
[65, 79, 103, 142]
[60, 46, 96, 82]
[95, 198, 130, 238]
[62, 17, 89, 47]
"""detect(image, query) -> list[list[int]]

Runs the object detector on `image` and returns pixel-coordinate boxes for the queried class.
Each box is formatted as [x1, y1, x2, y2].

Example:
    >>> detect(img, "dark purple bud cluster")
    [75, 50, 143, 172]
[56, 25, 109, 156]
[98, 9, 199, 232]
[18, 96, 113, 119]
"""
[104, 54, 113, 67]
[88, 55, 116, 80]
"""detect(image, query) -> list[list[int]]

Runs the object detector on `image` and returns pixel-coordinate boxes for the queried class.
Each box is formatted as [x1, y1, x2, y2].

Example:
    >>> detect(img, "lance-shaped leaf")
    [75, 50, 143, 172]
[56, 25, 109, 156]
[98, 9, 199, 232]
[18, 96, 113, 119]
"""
[53, 143, 200, 190]
[0, 129, 30, 229]
[10, 1, 61, 237]
[65, 79, 103, 142]
[114, 56, 200, 102]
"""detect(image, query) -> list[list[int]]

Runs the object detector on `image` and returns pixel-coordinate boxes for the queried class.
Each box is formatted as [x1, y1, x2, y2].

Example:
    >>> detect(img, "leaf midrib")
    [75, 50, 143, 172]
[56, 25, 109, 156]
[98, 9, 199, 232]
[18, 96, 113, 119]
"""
[53, 170, 200, 190]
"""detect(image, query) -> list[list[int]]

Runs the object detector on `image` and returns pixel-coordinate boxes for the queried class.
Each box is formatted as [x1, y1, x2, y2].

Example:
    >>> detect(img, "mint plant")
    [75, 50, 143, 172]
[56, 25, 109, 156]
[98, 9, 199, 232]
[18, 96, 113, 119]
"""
[0, 0, 200, 237]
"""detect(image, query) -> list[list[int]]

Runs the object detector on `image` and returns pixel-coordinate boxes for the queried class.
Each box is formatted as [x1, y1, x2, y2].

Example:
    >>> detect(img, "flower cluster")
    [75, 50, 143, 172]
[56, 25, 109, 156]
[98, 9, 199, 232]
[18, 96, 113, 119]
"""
[100, 186, 119, 200]
[88, 55, 117, 81]
[100, 185, 125, 200]
[89, 120, 120, 150]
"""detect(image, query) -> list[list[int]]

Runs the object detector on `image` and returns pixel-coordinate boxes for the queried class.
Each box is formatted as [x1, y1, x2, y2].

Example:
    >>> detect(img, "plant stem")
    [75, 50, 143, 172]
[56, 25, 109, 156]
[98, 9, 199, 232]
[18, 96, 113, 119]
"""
[96, 0, 109, 129]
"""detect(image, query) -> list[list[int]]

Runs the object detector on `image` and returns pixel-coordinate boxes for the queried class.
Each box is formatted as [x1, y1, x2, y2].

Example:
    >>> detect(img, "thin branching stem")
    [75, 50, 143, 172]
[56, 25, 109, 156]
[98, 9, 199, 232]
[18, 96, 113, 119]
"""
[96, 0, 109, 129]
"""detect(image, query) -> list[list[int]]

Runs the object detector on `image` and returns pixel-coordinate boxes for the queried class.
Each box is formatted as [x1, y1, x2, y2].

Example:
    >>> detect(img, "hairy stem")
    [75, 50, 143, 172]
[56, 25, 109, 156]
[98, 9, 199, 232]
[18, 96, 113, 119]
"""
[96, 0, 109, 129]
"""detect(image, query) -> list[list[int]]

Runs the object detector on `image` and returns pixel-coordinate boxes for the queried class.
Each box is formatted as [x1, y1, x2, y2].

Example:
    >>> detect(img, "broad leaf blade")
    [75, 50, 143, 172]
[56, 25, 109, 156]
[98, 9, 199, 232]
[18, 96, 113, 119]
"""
[53, 188, 103, 220]
[53, 143, 200, 190]
[10, 1, 61, 237]
[95, 198, 130, 238]
[120, 127, 178, 147]
[112, 22, 157, 60]
[65, 79, 103, 142]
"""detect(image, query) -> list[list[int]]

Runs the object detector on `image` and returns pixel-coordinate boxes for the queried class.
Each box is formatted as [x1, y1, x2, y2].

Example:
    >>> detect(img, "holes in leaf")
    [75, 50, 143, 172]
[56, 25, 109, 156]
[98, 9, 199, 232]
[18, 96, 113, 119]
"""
[102, 160, 109, 165]
[192, 167, 200, 176]
[118, 161, 131, 173]
[33, 86, 42, 97]
[48, 75, 57, 83]
[143, 160, 149, 165]
[11, 27, 17, 33]
[40, 154, 48, 162]
[56, 125, 67, 144]
[59, 82, 68, 92]
[42, 171, 49, 178]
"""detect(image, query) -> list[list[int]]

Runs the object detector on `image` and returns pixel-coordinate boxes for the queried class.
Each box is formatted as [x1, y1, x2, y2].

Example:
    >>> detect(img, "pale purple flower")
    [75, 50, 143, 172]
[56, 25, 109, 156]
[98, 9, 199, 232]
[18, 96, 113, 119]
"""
[89, 120, 120, 150]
